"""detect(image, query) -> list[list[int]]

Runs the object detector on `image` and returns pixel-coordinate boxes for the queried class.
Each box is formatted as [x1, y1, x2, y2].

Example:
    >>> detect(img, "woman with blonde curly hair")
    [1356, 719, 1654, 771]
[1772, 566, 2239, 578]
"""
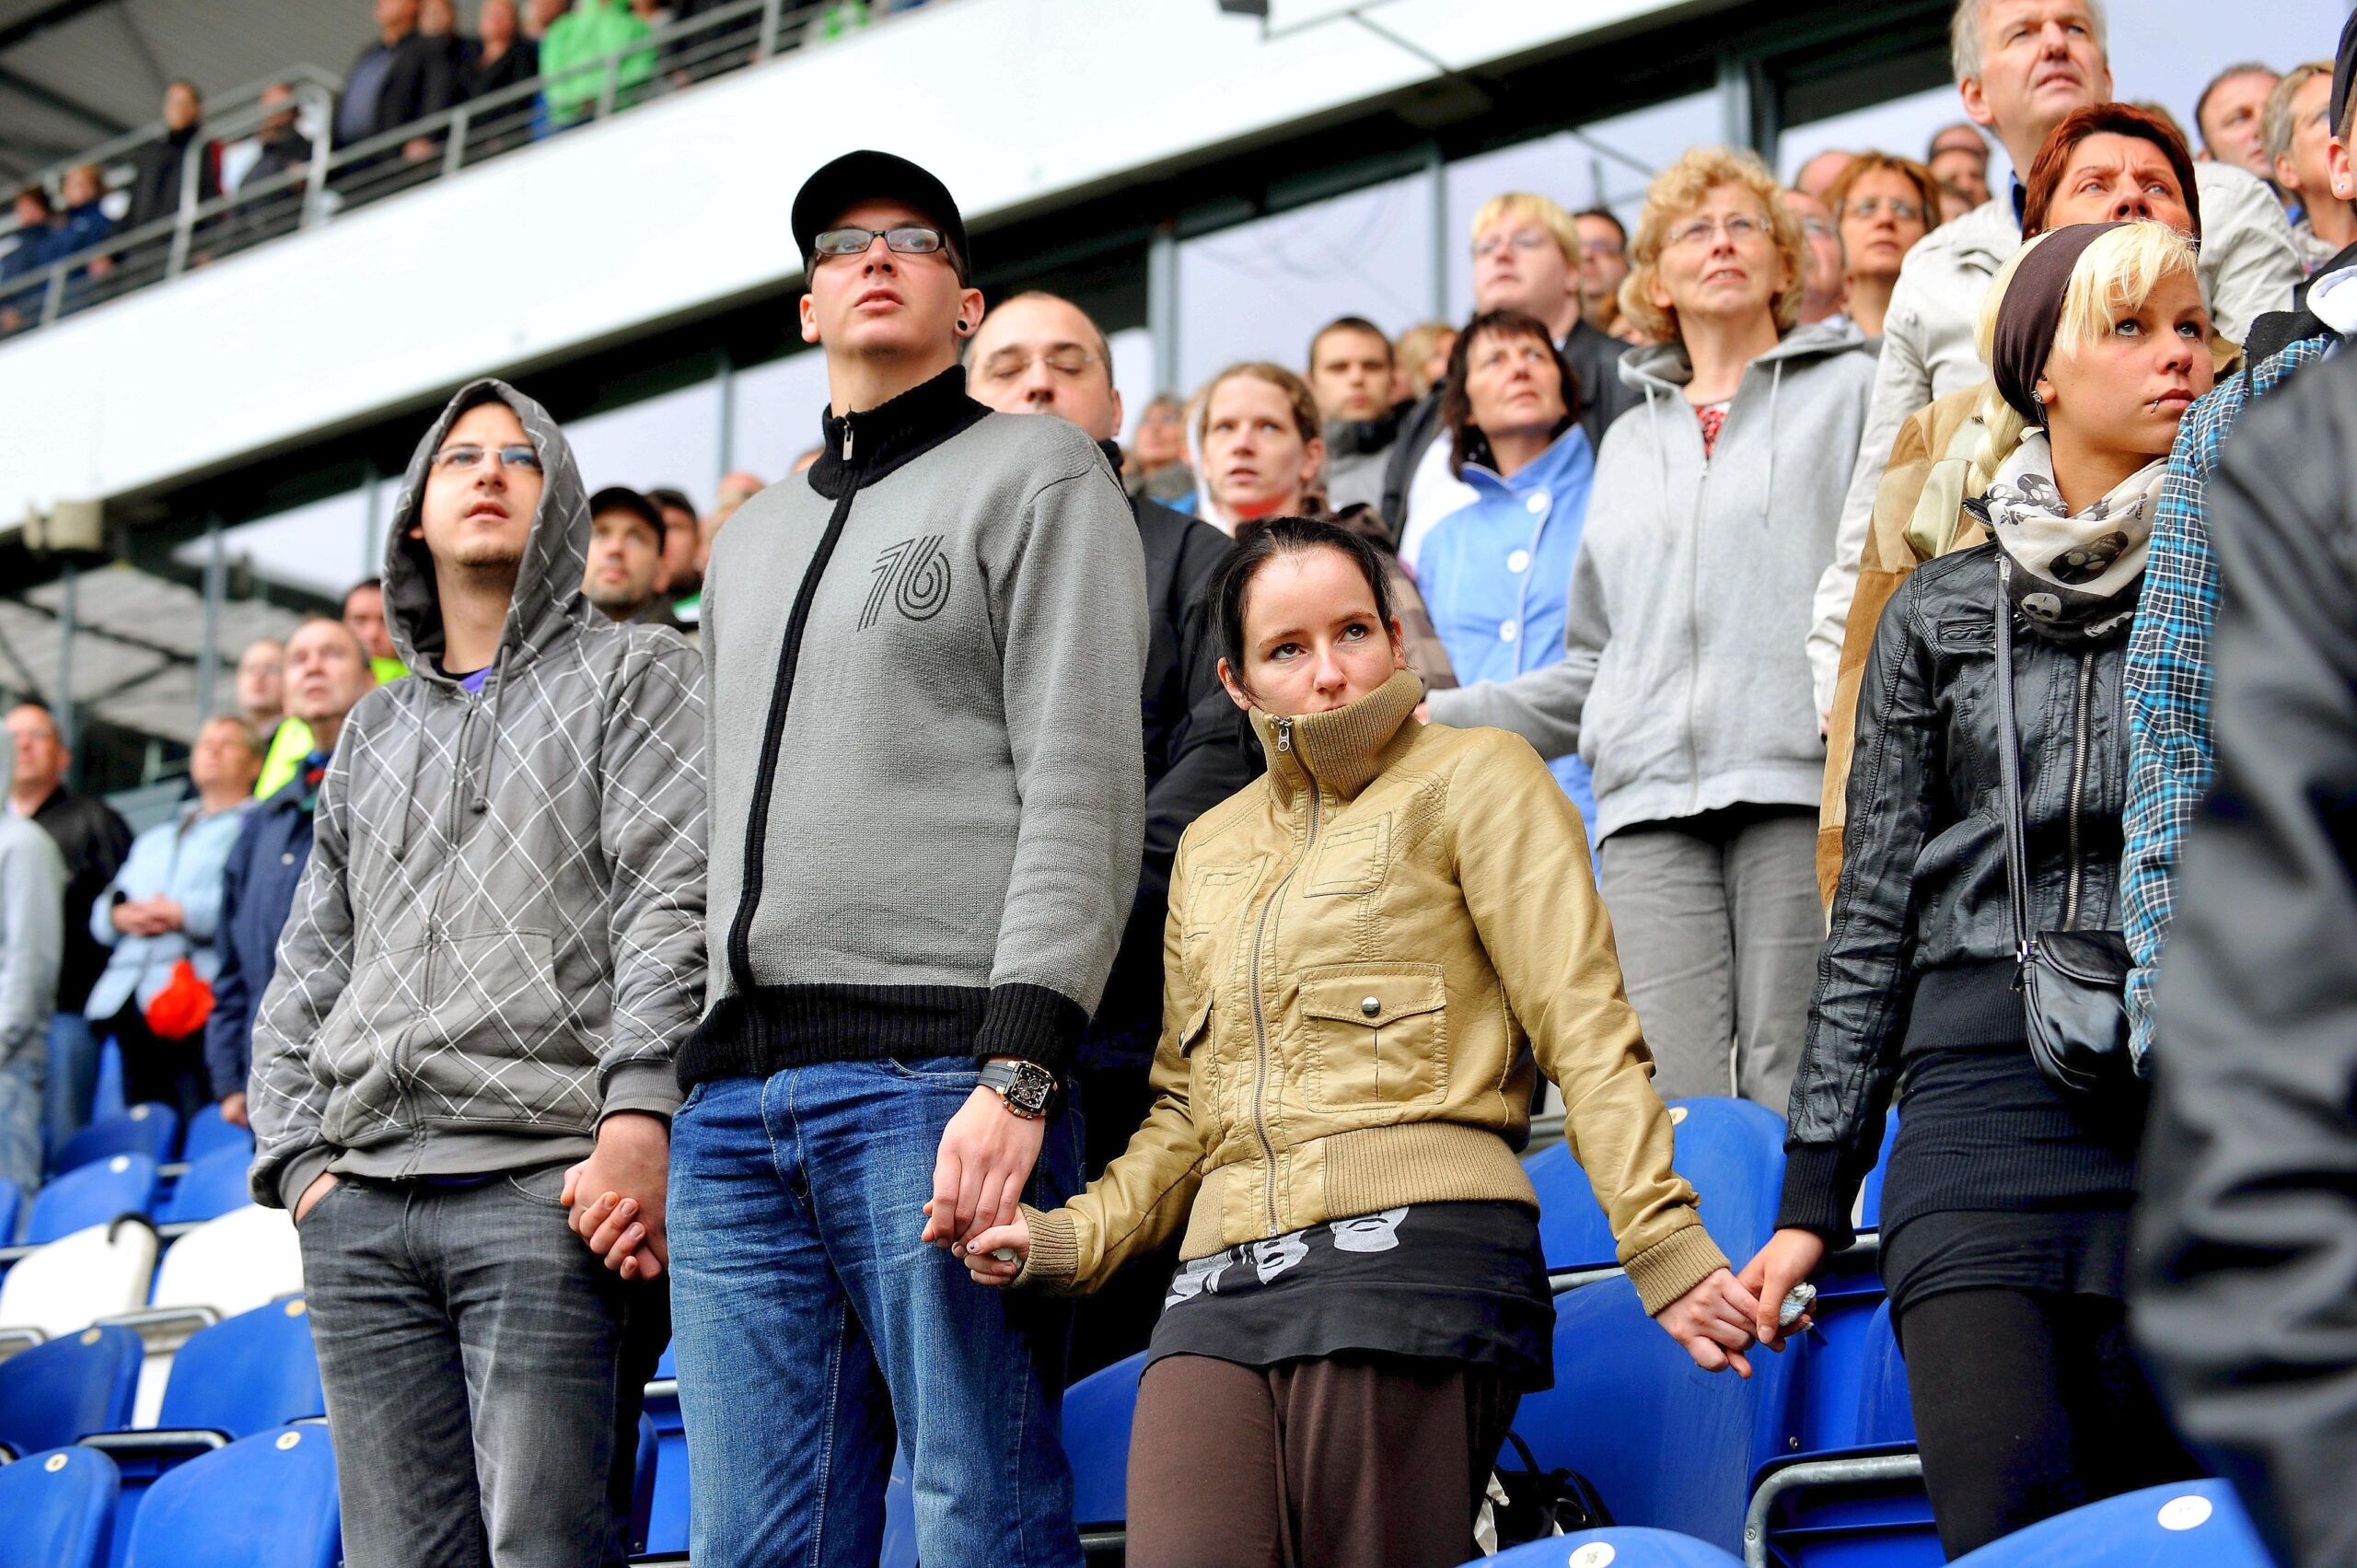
[1427, 145, 1875, 1111]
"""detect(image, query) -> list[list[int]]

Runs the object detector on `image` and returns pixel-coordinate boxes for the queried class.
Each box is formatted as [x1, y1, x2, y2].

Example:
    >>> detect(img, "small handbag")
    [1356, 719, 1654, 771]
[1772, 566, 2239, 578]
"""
[1483, 1429, 1612, 1549]
[1992, 557, 2138, 1104]
[143, 958, 216, 1041]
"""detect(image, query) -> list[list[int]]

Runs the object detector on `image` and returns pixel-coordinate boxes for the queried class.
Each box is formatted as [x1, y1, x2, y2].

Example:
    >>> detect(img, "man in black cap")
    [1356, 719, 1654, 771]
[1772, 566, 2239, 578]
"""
[580, 485, 674, 625]
[656, 150, 1143, 1568]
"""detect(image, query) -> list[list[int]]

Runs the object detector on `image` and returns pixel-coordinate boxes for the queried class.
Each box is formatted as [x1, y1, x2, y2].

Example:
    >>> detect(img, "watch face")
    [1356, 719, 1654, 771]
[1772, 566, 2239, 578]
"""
[1009, 1063, 1054, 1114]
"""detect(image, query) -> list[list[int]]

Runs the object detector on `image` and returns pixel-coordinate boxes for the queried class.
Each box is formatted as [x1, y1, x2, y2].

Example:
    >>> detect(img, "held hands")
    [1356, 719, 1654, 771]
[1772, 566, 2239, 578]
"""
[1653, 1266, 1769, 1377]
[1736, 1227, 1828, 1353]
[919, 1075, 1046, 1254]
[562, 1110, 671, 1282]
[950, 1209, 1031, 1288]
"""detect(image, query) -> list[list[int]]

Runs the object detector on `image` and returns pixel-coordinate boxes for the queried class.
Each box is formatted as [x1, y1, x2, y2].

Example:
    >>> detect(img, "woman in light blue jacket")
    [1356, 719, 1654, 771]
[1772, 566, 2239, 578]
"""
[1412, 308, 1600, 843]
[85, 715, 261, 1123]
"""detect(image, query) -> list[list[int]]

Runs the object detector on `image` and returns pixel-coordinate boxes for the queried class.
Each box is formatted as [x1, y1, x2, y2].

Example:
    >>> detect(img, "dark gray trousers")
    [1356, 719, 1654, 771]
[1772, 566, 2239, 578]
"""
[1597, 805, 1821, 1111]
[296, 1165, 644, 1568]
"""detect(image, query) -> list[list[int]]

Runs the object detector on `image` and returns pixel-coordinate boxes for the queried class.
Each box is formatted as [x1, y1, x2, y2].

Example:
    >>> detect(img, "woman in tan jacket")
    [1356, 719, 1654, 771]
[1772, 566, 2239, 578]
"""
[950, 516, 1761, 1568]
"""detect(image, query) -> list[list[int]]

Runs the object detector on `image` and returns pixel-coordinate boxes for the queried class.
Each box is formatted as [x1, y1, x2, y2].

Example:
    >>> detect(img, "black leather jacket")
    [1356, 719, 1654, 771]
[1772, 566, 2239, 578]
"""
[1783, 540, 2130, 1203]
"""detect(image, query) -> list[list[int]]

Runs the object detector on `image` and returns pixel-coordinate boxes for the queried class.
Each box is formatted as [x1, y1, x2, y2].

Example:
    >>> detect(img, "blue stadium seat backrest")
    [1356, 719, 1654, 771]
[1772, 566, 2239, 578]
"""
[1947, 1480, 2268, 1567]
[51, 1107, 180, 1180]
[1858, 1115, 1899, 1233]
[1061, 1349, 1145, 1529]
[1511, 1272, 1797, 1554]
[28, 1157, 159, 1245]
[1530, 1098, 1787, 1273]
[642, 1348, 686, 1554]
[627, 1413, 656, 1554]
[1789, 1245, 1888, 1453]
[1854, 1301, 1915, 1446]
[121, 1424, 340, 1568]
[1486, 1526, 1747, 1566]
[178, 1106, 250, 1167]
[0, 1177, 18, 1247]
[0, 1446, 118, 1568]
[0, 1327, 141, 1456]
[879, 1446, 916, 1568]
[155, 1300, 322, 1438]
[89, 1040, 125, 1125]
[152, 1144, 258, 1226]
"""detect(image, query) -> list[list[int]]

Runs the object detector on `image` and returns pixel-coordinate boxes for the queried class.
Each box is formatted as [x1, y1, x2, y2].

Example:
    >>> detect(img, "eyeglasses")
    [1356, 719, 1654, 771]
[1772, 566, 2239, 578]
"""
[975, 346, 1103, 384]
[1796, 216, 1838, 239]
[812, 225, 947, 261]
[1579, 237, 1626, 259]
[1841, 196, 1925, 223]
[1472, 229, 1557, 261]
[432, 443, 541, 474]
[1666, 214, 1767, 250]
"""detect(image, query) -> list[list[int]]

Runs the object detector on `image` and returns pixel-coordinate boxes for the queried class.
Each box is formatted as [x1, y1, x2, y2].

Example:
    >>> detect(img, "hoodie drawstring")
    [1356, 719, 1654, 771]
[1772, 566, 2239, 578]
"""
[469, 646, 515, 817]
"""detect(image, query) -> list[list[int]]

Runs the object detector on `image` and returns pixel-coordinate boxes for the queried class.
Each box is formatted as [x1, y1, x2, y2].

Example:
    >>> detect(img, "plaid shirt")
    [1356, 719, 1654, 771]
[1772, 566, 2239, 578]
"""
[2121, 334, 2332, 1064]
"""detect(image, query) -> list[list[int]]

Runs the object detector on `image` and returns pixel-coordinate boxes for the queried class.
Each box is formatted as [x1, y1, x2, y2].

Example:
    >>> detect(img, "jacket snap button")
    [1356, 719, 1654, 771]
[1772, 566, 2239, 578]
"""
[1360, 996, 1381, 1018]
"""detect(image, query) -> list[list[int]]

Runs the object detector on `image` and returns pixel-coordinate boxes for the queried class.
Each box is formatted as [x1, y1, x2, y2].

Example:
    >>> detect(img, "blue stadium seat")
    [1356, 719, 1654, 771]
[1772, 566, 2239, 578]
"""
[1947, 1480, 2268, 1567]
[0, 1178, 19, 1247]
[51, 1107, 179, 1180]
[624, 1413, 657, 1555]
[0, 1326, 141, 1457]
[1062, 1348, 1145, 1532]
[1789, 1247, 1889, 1454]
[152, 1144, 257, 1226]
[879, 1446, 917, 1568]
[1858, 1116, 1899, 1233]
[1481, 1527, 1746, 1566]
[178, 1107, 250, 1167]
[121, 1424, 340, 1568]
[27, 1158, 159, 1246]
[88, 1039, 125, 1126]
[80, 1300, 324, 1568]
[1530, 1098, 1787, 1274]
[642, 1345, 687, 1554]
[1747, 1306, 1935, 1568]
[0, 1446, 118, 1568]
[1511, 1272, 1798, 1554]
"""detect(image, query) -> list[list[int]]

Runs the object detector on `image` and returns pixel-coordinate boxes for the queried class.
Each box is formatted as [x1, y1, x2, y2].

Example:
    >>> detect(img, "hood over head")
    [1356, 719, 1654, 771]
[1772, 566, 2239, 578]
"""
[381, 378, 592, 687]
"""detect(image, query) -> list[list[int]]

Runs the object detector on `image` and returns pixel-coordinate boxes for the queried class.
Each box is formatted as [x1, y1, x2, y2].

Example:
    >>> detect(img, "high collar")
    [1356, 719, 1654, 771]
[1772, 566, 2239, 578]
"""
[1249, 668, 1425, 806]
[1322, 401, 1410, 457]
[808, 365, 989, 498]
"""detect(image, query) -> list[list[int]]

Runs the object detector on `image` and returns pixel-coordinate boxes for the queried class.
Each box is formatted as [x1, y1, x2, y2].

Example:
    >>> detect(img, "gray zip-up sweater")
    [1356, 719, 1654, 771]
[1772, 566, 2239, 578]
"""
[0, 748, 65, 1074]
[679, 366, 1146, 1085]
[1427, 320, 1875, 842]
[248, 379, 710, 1211]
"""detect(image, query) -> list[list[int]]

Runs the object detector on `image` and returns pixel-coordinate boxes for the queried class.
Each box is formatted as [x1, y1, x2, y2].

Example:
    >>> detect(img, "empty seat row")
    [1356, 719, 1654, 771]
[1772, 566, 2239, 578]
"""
[13, 1127, 259, 1246]
[0, 1423, 339, 1568]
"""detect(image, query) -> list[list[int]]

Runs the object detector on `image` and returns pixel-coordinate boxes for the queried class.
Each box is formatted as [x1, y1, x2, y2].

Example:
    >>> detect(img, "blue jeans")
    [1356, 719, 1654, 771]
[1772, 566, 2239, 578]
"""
[668, 1059, 1085, 1568]
[0, 1050, 42, 1198]
[43, 1012, 98, 1157]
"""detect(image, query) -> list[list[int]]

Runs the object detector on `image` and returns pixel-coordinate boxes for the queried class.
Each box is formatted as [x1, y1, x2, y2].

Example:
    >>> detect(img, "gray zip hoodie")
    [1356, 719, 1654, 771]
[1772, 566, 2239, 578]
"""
[1427, 320, 1875, 842]
[0, 746, 65, 1073]
[248, 379, 709, 1211]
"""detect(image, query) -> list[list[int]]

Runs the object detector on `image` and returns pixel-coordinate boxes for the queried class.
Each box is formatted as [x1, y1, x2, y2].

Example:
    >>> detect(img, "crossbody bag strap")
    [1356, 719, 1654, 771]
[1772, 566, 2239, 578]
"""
[1993, 554, 2032, 968]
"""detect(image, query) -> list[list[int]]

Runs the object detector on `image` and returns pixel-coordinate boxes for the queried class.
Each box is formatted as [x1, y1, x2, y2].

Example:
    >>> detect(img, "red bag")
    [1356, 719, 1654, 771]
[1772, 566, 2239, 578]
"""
[144, 958, 215, 1040]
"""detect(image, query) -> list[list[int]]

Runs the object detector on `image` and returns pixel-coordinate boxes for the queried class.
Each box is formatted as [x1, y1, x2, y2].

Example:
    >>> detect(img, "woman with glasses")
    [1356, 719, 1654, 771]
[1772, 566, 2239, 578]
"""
[1426, 145, 1875, 1112]
[1828, 154, 1942, 342]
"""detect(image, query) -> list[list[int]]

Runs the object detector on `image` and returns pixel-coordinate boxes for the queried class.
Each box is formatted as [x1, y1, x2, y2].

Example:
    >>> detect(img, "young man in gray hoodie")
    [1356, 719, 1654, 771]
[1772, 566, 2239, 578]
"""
[663, 151, 1144, 1568]
[246, 379, 708, 1567]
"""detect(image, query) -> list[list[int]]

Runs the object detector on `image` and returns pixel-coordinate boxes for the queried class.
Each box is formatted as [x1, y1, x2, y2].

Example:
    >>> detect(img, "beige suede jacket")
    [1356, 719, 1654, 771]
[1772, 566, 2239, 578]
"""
[1021, 668, 1728, 1317]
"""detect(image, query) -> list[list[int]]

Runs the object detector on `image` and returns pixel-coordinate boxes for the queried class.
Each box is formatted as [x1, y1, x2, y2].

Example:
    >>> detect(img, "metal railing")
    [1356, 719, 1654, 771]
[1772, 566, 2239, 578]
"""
[0, 0, 887, 341]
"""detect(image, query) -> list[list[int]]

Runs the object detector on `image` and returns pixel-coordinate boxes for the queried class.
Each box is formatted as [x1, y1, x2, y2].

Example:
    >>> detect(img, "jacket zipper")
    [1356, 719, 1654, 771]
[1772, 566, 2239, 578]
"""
[1245, 716, 1317, 1237]
[401, 682, 479, 1150]
[2061, 649, 2094, 929]
[724, 431, 865, 993]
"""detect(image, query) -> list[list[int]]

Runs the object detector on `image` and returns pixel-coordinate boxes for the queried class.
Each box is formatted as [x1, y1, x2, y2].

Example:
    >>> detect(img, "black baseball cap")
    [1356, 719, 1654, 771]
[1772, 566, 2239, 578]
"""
[2335, 10, 2357, 143]
[587, 485, 665, 540]
[790, 149, 970, 281]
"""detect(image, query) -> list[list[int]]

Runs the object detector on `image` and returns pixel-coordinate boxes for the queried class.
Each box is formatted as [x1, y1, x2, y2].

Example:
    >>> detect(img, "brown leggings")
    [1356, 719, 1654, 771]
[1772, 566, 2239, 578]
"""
[1124, 1353, 1518, 1568]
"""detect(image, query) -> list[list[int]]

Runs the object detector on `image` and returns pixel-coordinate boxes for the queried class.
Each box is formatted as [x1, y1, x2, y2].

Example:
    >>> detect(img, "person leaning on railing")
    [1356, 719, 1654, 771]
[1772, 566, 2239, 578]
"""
[540, 0, 656, 129]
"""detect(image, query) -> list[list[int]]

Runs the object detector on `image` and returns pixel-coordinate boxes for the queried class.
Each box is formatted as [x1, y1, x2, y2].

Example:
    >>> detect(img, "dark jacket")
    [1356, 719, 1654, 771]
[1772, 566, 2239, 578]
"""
[2243, 238, 2357, 364]
[239, 129, 317, 194]
[1086, 459, 1254, 1061]
[1376, 318, 1638, 542]
[337, 32, 461, 149]
[463, 37, 540, 100]
[123, 126, 220, 234]
[203, 770, 318, 1100]
[1779, 540, 2131, 1237]
[27, 786, 132, 1016]
[2133, 347, 2357, 1568]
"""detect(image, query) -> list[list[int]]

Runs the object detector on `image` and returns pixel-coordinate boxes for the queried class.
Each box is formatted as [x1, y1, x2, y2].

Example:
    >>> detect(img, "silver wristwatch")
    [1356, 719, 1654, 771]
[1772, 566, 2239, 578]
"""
[977, 1058, 1057, 1121]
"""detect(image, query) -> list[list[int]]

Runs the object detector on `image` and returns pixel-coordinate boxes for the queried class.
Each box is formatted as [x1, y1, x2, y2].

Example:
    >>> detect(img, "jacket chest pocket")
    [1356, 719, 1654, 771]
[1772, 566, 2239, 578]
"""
[1183, 857, 1268, 946]
[1295, 962, 1449, 1116]
[1305, 817, 1390, 898]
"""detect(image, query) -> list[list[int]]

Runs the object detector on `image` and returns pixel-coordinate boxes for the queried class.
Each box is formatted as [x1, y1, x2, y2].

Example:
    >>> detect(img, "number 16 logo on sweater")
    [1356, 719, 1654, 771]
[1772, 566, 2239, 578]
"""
[859, 535, 953, 629]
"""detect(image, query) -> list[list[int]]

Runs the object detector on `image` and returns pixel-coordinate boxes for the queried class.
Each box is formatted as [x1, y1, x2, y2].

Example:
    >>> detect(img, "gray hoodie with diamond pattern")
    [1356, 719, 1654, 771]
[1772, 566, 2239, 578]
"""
[247, 379, 709, 1211]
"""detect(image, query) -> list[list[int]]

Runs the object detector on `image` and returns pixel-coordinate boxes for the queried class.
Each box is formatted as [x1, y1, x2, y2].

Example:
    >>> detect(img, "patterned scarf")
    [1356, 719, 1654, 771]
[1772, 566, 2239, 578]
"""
[1978, 430, 2164, 641]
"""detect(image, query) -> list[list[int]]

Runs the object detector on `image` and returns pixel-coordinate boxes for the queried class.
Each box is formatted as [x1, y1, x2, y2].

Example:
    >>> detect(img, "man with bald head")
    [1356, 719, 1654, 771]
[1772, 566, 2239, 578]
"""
[208, 616, 377, 1127]
[6, 702, 129, 1152]
[1795, 147, 1855, 200]
[964, 289, 1254, 1373]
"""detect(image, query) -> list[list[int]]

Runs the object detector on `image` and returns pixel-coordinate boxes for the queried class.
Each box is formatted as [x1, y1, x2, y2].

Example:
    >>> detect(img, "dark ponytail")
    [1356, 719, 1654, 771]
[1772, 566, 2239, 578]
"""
[1210, 515, 1399, 685]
